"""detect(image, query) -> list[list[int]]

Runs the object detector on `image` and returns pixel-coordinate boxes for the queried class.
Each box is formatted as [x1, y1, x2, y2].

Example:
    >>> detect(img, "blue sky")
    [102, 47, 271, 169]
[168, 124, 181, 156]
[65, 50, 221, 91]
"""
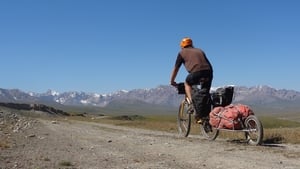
[1, 0, 299, 93]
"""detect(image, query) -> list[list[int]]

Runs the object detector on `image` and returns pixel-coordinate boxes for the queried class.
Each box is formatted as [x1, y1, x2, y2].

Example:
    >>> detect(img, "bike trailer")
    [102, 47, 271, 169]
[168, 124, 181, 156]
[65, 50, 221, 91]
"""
[209, 104, 254, 129]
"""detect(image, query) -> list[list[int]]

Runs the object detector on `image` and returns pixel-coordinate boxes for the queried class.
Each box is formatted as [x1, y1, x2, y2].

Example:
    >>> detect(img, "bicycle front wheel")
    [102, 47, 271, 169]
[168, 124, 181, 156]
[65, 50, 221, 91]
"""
[177, 100, 191, 137]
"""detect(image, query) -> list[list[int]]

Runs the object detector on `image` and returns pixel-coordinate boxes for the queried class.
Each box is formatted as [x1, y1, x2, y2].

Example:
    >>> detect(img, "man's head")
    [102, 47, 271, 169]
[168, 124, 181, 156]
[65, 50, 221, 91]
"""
[180, 37, 193, 48]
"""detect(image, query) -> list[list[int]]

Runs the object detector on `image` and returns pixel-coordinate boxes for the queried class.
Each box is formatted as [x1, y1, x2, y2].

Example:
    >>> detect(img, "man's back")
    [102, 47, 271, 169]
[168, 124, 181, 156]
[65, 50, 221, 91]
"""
[179, 47, 212, 73]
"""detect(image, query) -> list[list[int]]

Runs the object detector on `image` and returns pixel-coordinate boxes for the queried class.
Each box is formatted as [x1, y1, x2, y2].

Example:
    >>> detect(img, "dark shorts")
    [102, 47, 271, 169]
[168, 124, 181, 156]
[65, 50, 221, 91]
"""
[185, 70, 213, 88]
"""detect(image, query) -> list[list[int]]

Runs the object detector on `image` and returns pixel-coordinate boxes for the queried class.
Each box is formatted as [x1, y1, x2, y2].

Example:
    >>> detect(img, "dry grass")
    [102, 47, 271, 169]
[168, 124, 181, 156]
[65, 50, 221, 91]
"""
[263, 128, 300, 144]
[67, 114, 300, 144]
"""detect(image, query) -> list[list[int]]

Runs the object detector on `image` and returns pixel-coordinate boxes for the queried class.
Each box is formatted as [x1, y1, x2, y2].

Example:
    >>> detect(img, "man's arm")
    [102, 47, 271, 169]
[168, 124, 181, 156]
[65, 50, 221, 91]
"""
[170, 66, 179, 86]
[170, 53, 183, 86]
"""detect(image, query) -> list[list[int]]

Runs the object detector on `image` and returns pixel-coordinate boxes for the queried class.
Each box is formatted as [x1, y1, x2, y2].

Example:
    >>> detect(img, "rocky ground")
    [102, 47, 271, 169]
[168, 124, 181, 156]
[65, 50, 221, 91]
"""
[1, 108, 300, 169]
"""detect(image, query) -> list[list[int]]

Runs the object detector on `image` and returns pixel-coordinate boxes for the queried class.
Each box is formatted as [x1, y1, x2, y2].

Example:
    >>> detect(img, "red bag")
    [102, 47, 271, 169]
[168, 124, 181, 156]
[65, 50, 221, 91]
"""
[234, 104, 254, 119]
[209, 107, 224, 128]
[209, 104, 254, 129]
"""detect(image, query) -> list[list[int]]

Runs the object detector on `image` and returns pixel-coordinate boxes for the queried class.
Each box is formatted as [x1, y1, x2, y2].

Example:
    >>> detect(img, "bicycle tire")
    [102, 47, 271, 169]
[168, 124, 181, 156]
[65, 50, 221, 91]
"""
[244, 115, 264, 145]
[200, 118, 219, 140]
[177, 100, 191, 137]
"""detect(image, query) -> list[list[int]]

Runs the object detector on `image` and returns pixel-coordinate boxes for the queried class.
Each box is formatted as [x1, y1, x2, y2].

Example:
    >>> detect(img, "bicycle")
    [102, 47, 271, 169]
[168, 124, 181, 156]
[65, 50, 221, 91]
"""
[176, 82, 264, 145]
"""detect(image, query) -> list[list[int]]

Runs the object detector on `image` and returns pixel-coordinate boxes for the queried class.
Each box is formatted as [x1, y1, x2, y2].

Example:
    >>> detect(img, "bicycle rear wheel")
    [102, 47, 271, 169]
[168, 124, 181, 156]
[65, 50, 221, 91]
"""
[244, 115, 264, 145]
[177, 100, 191, 137]
[200, 118, 219, 140]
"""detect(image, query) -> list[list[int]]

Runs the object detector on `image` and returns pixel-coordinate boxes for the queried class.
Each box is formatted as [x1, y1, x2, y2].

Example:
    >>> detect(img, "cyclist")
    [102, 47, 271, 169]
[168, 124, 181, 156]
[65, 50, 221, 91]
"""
[170, 37, 213, 123]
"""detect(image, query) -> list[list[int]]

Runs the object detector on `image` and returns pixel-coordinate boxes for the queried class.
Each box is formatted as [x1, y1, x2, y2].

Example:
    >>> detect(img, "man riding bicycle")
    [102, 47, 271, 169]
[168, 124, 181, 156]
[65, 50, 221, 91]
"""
[170, 37, 213, 123]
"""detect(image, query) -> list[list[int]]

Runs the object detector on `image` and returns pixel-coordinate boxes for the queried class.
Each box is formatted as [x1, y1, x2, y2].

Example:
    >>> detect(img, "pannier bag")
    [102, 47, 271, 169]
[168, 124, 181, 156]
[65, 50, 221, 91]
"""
[192, 88, 211, 118]
[211, 86, 234, 107]
[209, 104, 254, 129]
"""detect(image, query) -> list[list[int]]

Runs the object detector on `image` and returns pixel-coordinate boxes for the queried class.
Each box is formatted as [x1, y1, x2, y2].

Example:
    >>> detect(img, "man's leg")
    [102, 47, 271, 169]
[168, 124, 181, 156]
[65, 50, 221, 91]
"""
[184, 82, 192, 104]
[185, 74, 201, 121]
[184, 82, 195, 115]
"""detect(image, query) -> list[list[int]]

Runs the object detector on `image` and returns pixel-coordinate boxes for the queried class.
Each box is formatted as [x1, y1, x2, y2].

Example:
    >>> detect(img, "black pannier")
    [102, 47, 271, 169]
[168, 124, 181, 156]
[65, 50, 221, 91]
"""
[177, 83, 186, 94]
[192, 88, 211, 118]
[212, 86, 234, 107]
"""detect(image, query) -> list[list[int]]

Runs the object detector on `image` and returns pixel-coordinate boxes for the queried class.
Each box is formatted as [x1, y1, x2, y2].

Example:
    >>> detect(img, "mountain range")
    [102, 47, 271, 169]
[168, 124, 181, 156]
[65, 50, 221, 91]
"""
[1, 85, 300, 115]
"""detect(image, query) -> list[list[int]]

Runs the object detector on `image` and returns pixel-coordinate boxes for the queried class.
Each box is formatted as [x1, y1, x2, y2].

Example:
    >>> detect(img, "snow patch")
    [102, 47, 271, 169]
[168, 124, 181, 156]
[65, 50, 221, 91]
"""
[80, 100, 88, 104]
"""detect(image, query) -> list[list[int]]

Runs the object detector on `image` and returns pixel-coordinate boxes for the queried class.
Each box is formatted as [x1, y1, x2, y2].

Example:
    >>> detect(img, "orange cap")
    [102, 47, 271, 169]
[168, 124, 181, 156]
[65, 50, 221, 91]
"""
[180, 37, 193, 48]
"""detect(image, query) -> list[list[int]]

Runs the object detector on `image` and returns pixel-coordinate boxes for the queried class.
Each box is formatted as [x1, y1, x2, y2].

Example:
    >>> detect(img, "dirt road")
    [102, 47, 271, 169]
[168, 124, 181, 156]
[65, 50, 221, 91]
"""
[1, 116, 300, 169]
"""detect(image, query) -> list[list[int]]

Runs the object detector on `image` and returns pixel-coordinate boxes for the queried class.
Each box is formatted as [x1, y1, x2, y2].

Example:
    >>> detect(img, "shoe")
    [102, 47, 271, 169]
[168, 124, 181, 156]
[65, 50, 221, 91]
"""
[195, 116, 203, 124]
[196, 119, 203, 124]
[204, 123, 212, 132]
[187, 103, 194, 114]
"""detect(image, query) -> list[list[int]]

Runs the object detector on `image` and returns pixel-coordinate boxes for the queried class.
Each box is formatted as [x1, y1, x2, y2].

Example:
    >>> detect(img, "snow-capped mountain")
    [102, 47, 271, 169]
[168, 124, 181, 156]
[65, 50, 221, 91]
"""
[1, 85, 300, 112]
